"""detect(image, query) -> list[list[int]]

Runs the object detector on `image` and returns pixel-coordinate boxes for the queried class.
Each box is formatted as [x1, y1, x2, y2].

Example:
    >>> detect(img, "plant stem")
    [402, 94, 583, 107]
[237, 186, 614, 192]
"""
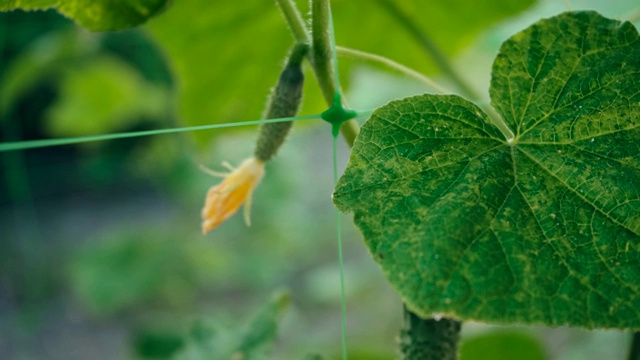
[629, 332, 640, 360]
[400, 306, 461, 360]
[336, 46, 450, 94]
[276, 0, 359, 146]
[481, 102, 515, 142]
[312, 0, 359, 146]
[375, 0, 480, 101]
[275, 0, 311, 44]
[310, 0, 336, 104]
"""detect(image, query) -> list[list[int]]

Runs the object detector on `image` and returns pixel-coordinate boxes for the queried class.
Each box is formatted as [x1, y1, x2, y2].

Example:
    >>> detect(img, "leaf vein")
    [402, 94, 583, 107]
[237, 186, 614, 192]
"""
[517, 146, 639, 235]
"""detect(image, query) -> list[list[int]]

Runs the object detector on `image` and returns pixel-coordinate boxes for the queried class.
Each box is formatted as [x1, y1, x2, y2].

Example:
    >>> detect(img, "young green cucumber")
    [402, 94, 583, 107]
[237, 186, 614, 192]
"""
[254, 43, 308, 162]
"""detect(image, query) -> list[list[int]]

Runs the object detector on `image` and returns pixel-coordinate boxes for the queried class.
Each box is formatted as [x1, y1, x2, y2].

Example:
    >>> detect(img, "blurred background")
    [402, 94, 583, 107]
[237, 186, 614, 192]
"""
[1, 0, 639, 359]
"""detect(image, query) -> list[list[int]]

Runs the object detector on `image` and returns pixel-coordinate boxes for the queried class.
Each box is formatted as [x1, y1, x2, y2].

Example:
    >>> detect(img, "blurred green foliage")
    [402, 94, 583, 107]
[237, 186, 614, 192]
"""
[46, 56, 168, 137]
[69, 231, 198, 316]
[174, 291, 289, 360]
[0, 26, 172, 137]
[0, 0, 171, 31]
[134, 328, 185, 359]
[460, 331, 547, 360]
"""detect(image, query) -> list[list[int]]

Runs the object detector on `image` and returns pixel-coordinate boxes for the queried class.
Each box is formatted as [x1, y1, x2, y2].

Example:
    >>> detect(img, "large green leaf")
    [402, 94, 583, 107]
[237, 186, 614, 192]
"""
[334, 11, 640, 329]
[0, 0, 170, 30]
[144, 0, 535, 145]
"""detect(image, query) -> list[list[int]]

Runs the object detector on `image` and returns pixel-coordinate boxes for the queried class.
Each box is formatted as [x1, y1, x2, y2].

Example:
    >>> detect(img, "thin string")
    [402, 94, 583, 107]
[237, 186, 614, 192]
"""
[0, 113, 321, 152]
[333, 134, 348, 360]
[327, 3, 349, 359]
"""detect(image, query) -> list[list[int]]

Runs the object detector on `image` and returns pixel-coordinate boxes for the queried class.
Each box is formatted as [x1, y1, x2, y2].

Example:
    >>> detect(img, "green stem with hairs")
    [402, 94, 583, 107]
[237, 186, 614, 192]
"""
[275, 0, 359, 146]
[310, 0, 359, 147]
[275, 0, 311, 44]
[336, 46, 450, 94]
[310, 0, 335, 103]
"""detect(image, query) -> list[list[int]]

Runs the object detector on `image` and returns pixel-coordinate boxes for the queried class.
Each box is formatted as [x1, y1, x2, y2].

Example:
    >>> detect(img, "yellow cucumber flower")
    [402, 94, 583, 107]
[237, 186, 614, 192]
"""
[201, 157, 265, 234]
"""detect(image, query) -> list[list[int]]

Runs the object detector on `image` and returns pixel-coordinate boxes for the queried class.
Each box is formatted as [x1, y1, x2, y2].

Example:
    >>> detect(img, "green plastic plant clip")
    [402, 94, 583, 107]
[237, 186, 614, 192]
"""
[321, 92, 358, 137]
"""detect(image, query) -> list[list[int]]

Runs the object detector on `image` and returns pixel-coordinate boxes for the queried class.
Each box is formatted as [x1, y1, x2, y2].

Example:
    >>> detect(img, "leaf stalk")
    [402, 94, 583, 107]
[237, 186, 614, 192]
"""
[336, 46, 450, 94]
[275, 0, 311, 44]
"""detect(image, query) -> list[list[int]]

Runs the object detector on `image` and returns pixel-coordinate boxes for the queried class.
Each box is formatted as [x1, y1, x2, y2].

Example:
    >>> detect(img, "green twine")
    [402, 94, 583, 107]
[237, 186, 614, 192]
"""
[332, 133, 349, 360]
[0, 115, 320, 153]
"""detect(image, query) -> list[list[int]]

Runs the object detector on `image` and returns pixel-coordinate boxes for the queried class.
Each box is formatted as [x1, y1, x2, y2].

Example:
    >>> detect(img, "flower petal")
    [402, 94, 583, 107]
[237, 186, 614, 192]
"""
[201, 157, 265, 234]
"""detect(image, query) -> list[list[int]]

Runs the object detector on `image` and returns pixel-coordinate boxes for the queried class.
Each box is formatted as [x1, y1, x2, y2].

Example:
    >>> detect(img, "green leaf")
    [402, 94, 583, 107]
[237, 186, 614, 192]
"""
[46, 56, 168, 137]
[144, 0, 535, 146]
[174, 291, 290, 360]
[0, 0, 170, 31]
[0, 29, 93, 116]
[334, 11, 640, 329]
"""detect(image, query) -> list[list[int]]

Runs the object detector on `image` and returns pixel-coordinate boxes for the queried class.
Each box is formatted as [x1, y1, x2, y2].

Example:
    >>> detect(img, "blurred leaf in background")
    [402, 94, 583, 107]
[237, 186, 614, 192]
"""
[45, 56, 168, 137]
[460, 330, 547, 360]
[69, 230, 198, 316]
[134, 326, 186, 359]
[334, 0, 537, 82]
[0, 10, 186, 360]
[174, 291, 290, 360]
[0, 28, 96, 117]
[0, 0, 171, 31]
[0, 13, 177, 196]
[0, 27, 173, 137]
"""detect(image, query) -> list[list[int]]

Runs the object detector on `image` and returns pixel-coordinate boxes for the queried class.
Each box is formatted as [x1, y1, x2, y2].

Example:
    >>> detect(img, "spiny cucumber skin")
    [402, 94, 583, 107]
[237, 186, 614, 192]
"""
[254, 45, 306, 163]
